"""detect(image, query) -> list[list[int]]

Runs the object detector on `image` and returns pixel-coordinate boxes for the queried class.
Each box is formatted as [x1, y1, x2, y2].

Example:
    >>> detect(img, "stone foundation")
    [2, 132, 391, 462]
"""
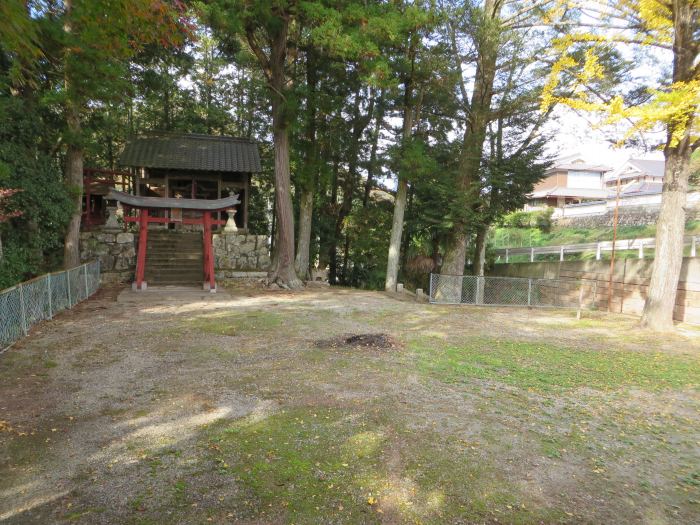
[80, 229, 136, 283]
[79, 229, 271, 285]
[213, 233, 271, 276]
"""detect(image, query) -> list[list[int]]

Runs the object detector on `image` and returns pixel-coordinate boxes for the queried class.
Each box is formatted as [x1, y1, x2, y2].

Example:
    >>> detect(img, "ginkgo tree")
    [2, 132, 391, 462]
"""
[541, 0, 699, 331]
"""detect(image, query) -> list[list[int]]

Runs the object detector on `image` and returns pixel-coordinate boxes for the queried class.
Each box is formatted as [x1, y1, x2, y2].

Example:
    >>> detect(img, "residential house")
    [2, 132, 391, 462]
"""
[527, 155, 610, 208]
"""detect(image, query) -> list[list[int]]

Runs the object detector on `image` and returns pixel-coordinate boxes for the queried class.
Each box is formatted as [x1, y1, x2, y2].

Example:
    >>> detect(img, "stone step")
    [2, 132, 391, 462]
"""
[145, 261, 202, 269]
[147, 230, 202, 236]
[147, 247, 202, 253]
[145, 271, 203, 281]
[146, 279, 203, 285]
[147, 240, 203, 247]
[146, 254, 203, 262]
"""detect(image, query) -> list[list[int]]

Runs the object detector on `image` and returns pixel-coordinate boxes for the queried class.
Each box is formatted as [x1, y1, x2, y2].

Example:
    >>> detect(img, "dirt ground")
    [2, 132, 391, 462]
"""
[0, 284, 698, 525]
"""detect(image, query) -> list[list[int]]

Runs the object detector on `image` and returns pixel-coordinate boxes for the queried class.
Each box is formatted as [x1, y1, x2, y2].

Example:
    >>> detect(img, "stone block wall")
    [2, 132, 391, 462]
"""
[213, 233, 271, 278]
[80, 229, 136, 283]
[79, 229, 271, 284]
[555, 204, 700, 229]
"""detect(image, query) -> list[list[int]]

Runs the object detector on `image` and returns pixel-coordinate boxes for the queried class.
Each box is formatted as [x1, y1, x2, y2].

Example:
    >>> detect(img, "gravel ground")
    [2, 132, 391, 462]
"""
[0, 284, 698, 524]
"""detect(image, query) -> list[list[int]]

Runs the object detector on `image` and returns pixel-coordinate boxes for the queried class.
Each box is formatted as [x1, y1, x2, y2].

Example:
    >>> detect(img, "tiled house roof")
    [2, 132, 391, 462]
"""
[119, 133, 262, 173]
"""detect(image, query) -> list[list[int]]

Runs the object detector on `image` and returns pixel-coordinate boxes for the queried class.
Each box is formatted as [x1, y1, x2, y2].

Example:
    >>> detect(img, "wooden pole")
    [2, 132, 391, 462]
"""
[608, 174, 621, 312]
[203, 211, 216, 292]
[577, 280, 585, 320]
[135, 209, 149, 290]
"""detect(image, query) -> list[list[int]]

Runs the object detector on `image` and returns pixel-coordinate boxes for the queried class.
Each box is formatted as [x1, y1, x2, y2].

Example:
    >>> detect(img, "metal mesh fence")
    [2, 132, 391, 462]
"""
[0, 261, 100, 351]
[429, 274, 597, 309]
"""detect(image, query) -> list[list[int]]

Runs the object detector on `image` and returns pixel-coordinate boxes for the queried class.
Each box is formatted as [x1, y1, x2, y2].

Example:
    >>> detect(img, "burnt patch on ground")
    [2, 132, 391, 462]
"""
[315, 333, 400, 350]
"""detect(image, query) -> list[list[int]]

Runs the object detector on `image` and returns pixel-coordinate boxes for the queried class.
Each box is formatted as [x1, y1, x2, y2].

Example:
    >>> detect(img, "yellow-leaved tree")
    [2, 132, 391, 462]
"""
[541, 0, 699, 331]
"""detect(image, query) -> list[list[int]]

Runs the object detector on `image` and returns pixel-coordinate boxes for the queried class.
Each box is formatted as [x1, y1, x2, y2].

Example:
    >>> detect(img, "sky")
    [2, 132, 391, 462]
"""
[543, 106, 666, 170]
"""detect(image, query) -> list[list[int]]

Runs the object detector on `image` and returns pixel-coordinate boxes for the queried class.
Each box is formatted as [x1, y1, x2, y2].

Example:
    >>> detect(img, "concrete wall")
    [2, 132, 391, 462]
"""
[488, 257, 700, 324]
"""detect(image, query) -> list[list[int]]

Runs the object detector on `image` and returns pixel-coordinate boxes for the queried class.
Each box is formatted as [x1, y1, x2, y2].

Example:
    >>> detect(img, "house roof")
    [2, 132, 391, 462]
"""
[548, 162, 610, 173]
[119, 133, 262, 173]
[605, 158, 665, 181]
[620, 182, 663, 196]
[529, 186, 610, 199]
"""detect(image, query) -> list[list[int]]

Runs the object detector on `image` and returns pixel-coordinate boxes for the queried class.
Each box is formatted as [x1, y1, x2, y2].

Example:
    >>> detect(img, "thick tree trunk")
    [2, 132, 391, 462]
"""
[251, 17, 301, 289]
[441, 0, 500, 278]
[269, 110, 302, 289]
[294, 189, 313, 279]
[640, 149, 691, 329]
[440, 231, 469, 275]
[63, 102, 83, 269]
[640, 0, 697, 330]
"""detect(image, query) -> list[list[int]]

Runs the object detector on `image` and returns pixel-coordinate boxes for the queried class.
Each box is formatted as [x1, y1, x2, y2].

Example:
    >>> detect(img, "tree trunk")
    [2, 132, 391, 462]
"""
[295, 53, 318, 280]
[441, 0, 500, 277]
[330, 90, 374, 284]
[294, 189, 313, 279]
[400, 184, 414, 277]
[250, 17, 301, 289]
[385, 38, 416, 291]
[269, 104, 302, 289]
[640, 149, 691, 329]
[63, 102, 83, 269]
[474, 224, 487, 277]
[364, 92, 384, 207]
[385, 178, 409, 291]
[640, 0, 697, 330]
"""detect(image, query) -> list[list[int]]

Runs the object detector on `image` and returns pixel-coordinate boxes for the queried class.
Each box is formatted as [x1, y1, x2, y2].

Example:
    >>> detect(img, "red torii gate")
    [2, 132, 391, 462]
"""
[107, 189, 240, 292]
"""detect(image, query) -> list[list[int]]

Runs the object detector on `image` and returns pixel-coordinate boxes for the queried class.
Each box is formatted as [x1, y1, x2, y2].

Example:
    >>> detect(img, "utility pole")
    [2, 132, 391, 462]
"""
[608, 173, 621, 312]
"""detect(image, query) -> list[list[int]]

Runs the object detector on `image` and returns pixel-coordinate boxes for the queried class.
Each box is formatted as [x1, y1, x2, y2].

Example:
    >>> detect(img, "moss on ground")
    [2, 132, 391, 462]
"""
[410, 337, 700, 392]
[183, 310, 284, 337]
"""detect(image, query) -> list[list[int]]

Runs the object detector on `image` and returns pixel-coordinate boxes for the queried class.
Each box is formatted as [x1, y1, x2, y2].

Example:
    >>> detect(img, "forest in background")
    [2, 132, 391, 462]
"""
[0, 0, 697, 330]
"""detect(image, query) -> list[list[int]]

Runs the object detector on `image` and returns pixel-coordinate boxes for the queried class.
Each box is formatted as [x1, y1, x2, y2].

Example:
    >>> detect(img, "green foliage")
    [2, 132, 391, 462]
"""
[499, 209, 553, 231]
[343, 199, 393, 290]
[0, 96, 72, 288]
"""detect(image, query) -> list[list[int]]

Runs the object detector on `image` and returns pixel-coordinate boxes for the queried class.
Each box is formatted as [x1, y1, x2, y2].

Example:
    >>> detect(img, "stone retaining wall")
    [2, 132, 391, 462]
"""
[213, 232, 271, 278]
[555, 204, 700, 229]
[80, 229, 271, 283]
[80, 229, 136, 283]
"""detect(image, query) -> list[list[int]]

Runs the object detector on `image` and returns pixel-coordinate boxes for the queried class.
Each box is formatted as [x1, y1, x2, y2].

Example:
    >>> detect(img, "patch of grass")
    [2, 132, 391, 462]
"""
[402, 434, 567, 524]
[185, 310, 284, 337]
[410, 337, 700, 392]
[206, 407, 390, 524]
[172, 479, 188, 507]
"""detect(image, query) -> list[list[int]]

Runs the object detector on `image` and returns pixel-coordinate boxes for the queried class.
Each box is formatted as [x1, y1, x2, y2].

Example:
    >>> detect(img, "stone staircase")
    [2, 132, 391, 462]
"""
[144, 230, 204, 285]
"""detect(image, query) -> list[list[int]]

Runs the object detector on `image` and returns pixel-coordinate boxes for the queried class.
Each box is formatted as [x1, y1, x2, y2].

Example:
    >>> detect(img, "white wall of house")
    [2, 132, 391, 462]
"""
[567, 170, 603, 189]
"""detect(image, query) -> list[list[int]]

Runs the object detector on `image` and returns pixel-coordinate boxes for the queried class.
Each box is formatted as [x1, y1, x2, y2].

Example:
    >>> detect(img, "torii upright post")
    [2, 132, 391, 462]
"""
[202, 211, 216, 292]
[133, 209, 149, 290]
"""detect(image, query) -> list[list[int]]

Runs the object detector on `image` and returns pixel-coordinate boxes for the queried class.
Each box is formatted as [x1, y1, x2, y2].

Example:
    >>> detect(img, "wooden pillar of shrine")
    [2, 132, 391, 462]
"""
[133, 209, 149, 290]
